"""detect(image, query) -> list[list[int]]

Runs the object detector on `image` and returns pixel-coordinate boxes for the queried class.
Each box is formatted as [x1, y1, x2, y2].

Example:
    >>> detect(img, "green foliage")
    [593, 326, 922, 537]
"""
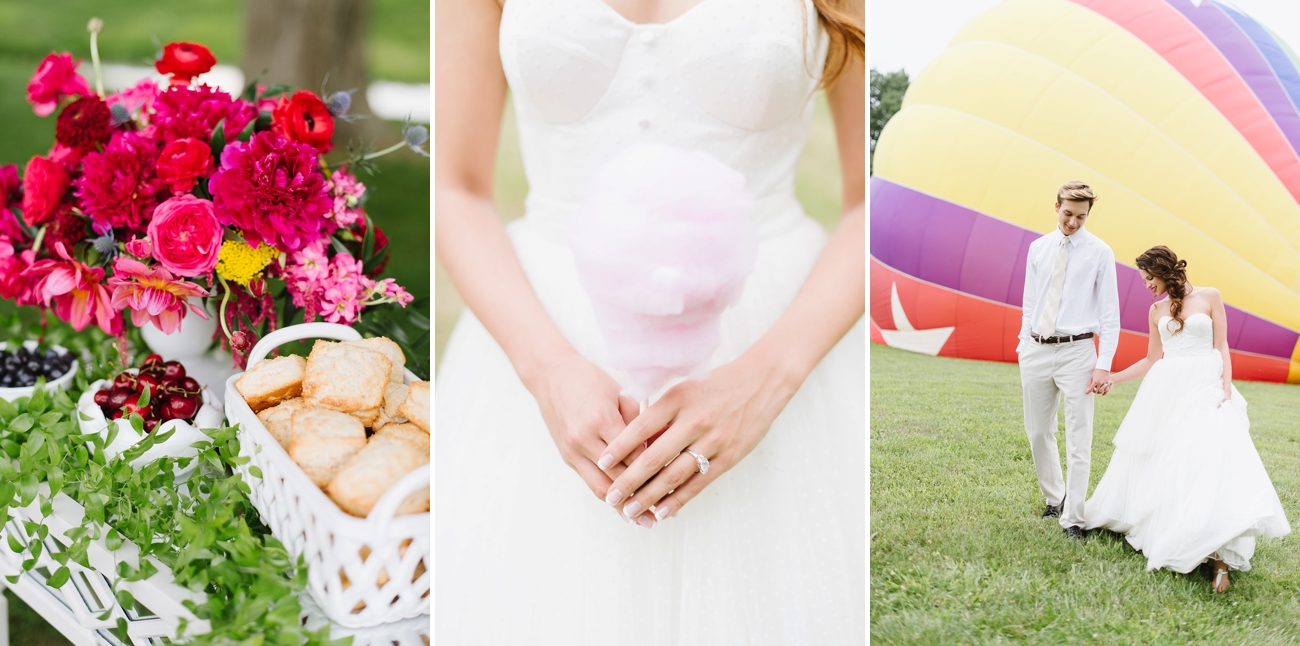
[0, 377, 344, 643]
[870, 68, 910, 174]
[871, 344, 1300, 644]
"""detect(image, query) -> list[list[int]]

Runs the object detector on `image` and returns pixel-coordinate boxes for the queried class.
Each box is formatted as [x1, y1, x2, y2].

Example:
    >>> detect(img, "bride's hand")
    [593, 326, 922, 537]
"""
[596, 355, 799, 524]
[530, 352, 648, 506]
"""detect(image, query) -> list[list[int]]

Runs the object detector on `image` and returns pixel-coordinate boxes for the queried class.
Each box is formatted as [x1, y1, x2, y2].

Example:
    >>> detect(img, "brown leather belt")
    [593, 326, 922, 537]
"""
[1032, 332, 1094, 344]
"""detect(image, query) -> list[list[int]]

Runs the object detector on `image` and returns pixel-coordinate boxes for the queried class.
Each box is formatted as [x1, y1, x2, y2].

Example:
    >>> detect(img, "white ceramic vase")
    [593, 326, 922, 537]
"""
[138, 297, 218, 360]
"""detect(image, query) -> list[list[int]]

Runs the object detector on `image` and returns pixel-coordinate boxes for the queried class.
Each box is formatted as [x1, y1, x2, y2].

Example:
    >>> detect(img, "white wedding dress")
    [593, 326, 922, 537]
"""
[435, 0, 864, 644]
[1084, 313, 1290, 573]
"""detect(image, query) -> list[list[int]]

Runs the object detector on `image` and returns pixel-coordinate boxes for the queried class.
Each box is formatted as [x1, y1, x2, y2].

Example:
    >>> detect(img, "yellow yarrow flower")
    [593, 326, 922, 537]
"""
[216, 240, 279, 286]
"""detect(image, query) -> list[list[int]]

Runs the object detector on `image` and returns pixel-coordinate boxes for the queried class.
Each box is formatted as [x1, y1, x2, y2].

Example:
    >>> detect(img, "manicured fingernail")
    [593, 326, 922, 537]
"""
[597, 454, 614, 470]
[636, 514, 655, 529]
[623, 500, 643, 518]
[654, 505, 671, 521]
[605, 489, 622, 506]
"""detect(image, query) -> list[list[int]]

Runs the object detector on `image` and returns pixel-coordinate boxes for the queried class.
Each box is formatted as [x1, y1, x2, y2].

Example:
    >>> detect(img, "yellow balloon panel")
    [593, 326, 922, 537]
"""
[943, 0, 1300, 252]
[874, 105, 1300, 330]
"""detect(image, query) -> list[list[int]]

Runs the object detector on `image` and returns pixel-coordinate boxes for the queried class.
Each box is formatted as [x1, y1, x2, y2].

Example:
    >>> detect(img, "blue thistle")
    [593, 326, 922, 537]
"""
[403, 122, 429, 157]
[91, 231, 118, 260]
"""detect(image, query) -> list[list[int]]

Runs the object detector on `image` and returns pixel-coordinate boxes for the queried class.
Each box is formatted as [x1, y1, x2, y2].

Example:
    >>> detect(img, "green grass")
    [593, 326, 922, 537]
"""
[870, 343, 1300, 644]
[434, 93, 845, 369]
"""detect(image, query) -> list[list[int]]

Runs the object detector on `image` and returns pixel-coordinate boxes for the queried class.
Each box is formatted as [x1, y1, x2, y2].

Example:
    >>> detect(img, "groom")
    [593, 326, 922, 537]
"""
[1017, 181, 1120, 539]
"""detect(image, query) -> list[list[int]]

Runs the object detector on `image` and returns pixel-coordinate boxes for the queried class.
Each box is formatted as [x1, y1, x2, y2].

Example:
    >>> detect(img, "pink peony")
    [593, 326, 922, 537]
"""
[20, 242, 122, 335]
[0, 236, 39, 305]
[75, 131, 162, 234]
[26, 52, 93, 117]
[156, 138, 214, 194]
[151, 85, 256, 143]
[107, 256, 209, 334]
[209, 131, 332, 252]
[147, 195, 222, 277]
[21, 155, 69, 226]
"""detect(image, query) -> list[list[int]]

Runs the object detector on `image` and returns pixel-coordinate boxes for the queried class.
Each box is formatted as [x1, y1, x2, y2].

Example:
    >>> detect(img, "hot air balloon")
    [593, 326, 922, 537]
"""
[872, 0, 1300, 384]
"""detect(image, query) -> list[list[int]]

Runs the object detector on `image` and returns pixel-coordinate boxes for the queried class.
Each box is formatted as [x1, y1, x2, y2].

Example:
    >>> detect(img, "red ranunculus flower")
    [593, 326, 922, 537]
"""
[74, 132, 162, 234]
[272, 91, 334, 153]
[156, 138, 214, 194]
[147, 194, 222, 277]
[55, 96, 112, 151]
[21, 155, 69, 226]
[209, 131, 332, 252]
[26, 52, 93, 117]
[155, 42, 217, 87]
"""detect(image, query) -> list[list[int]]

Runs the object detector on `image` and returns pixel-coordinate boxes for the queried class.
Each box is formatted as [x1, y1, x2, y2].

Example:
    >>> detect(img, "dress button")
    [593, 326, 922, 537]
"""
[637, 118, 651, 130]
[640, 31, 656, 45]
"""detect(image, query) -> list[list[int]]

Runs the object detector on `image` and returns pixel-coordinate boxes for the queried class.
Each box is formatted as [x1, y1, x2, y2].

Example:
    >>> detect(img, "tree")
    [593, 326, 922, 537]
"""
[870, 68, 910, 174]
[242, 0, 385, 151]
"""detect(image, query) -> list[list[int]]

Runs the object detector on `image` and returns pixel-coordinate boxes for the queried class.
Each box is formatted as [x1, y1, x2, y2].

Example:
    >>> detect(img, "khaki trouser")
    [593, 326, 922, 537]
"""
[1019, 337, 1095, 529]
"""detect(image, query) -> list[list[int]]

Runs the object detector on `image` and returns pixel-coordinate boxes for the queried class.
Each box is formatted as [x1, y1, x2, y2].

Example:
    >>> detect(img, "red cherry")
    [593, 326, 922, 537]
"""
[180, 377, 200, 394]
[141, 354, 163, 369]
[137, 372, 162, 391]
[161, 377, 180, 390]
[143, 417, 162, 433]
[120, 393, 153, 419]
[109, 388, 130, 408]
[167, 396, 199, 421]
[110, 410, 124, 420]
[162, 361, 186, 380]
[93, 389, 111, 407]
[113, 373, 136, 390]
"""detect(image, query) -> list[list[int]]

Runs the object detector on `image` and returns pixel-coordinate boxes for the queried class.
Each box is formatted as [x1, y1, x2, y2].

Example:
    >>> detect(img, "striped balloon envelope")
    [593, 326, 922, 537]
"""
[872, 0, 1300, 384]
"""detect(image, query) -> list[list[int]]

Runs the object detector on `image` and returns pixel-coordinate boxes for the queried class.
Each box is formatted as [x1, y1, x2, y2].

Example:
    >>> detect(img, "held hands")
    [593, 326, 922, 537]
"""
[596, 357, 798, 527]
[1086, 369, 1113, 395]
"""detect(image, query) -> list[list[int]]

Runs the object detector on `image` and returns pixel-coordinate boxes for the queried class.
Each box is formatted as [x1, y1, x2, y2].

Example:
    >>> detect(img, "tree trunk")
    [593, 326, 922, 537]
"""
[242, 0, 387, 154]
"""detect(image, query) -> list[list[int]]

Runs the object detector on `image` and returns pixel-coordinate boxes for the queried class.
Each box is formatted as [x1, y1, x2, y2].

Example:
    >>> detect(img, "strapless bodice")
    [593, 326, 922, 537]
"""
[1159, 312, 1215, 358]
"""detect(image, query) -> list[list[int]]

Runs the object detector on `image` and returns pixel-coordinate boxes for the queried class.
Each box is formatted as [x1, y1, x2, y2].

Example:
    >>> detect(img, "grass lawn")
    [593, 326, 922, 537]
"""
[870, 343, 1300, 644]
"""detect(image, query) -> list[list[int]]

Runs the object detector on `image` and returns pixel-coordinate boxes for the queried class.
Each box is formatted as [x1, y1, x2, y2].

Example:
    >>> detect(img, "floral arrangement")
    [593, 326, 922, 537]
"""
[0, 21, 423, 367]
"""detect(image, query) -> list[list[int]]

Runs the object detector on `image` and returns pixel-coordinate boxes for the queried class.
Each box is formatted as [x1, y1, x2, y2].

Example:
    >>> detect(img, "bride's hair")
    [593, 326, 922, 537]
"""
[811, 0, 864, 89]
[1136, 246, 1190, 334]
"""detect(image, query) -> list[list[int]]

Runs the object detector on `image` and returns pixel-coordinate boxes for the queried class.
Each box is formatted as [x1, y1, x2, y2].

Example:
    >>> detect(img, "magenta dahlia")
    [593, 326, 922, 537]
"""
[151, 84, 257, 143]
[55, 96, 112, 152]
[74, 131, 163, 234]
[209, 131, 332, 252]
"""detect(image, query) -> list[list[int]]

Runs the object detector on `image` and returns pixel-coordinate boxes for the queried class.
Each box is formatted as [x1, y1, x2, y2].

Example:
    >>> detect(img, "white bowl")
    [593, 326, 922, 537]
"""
[0, 341, 79, 402]
[77, 374, 224, 481]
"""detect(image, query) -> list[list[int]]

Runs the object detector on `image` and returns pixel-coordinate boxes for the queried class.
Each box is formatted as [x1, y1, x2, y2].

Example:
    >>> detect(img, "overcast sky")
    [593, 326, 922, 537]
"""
[871, 0, 1300, 78]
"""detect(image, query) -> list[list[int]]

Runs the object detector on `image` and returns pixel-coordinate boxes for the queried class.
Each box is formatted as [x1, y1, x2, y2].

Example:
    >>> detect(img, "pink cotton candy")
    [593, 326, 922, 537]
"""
[566, 142, 758, 401]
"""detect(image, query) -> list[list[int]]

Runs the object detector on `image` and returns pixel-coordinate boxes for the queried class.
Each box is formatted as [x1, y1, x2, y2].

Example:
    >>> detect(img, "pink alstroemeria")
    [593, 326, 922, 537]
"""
[107, 257, 209, 334]
[21, 242, 122, 335]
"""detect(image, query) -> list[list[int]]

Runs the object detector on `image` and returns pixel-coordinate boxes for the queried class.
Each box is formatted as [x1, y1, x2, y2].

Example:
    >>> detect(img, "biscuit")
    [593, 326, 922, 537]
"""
[397, 381, 429, 433]
[373, 382, 410, 430]
[255, 397, 311, 449]
[349, 406, 380, 427]
[346, 337, 406, 383]
[327, 423, 430, 517]
[234, 355, 307, 412]
[288, 408, 367, 487]
[302, 340, 390, 412]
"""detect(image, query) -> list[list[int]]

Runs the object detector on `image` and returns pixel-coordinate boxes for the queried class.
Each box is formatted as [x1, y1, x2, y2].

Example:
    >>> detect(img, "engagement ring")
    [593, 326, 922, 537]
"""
[684, 449, 709, 475]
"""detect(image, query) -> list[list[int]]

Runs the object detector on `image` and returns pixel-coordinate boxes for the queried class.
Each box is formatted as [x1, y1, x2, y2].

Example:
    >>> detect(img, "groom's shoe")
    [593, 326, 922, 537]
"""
[1042, 496, 1065, 518]
[1064, 526, 1086, 541]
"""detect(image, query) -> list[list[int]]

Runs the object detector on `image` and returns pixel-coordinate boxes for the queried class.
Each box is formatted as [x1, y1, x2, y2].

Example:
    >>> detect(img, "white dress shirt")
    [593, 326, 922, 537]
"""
[1017, 226, 1121, 371]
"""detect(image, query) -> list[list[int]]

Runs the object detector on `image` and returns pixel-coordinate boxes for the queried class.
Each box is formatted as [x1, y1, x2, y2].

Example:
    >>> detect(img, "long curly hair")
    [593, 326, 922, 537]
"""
[812, 0, 864, 90]
[1136, 246, 1190, 334]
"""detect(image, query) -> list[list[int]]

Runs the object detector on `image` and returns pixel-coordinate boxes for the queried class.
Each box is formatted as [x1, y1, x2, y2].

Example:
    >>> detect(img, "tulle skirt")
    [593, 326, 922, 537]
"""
[434, 207, 866, 645]
[1084, 351, 1290, 573]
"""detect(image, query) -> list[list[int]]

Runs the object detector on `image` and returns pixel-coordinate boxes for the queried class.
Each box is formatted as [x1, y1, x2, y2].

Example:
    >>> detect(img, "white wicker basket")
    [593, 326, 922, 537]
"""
[223, 323, 429, 628]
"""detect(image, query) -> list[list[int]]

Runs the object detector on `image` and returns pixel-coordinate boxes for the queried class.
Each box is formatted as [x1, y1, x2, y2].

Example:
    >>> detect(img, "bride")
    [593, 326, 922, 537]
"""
[1084, 246, 1290, 593]
[434, 0, 865, 643]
